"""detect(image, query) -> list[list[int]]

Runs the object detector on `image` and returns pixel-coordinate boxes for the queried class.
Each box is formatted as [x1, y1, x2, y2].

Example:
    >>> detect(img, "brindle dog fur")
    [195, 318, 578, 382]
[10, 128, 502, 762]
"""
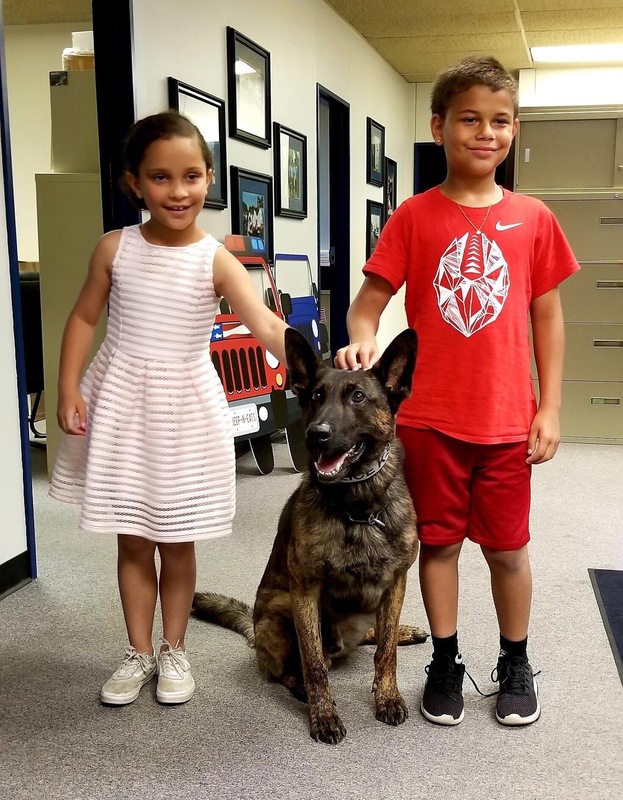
[193, 327, 427, 744]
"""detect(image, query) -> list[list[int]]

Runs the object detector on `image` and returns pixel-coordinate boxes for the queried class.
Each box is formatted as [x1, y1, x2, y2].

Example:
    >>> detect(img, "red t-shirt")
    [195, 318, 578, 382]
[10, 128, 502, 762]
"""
[365, 187, 580, 444]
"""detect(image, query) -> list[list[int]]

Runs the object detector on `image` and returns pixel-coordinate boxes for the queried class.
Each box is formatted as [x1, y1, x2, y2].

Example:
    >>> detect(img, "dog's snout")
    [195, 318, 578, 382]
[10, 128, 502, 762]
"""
[307, 422, 332, 445]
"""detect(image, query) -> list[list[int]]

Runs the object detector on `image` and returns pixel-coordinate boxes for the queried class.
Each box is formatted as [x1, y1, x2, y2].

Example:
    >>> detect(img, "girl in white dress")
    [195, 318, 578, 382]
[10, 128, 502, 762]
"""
[51, 111, 289, 706]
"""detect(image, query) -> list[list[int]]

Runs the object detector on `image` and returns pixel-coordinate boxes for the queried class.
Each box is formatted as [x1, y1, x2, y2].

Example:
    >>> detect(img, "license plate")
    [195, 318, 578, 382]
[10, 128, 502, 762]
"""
[230, 403, 260, 436]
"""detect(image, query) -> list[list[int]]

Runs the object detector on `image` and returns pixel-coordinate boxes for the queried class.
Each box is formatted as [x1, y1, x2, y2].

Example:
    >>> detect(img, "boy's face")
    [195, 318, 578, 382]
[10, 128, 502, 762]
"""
[431, 85, 518, 181]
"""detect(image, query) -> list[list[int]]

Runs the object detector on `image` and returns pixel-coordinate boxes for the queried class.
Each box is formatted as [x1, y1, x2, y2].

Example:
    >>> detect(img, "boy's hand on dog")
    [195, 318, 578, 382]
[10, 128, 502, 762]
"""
[334, 340, 380, 371]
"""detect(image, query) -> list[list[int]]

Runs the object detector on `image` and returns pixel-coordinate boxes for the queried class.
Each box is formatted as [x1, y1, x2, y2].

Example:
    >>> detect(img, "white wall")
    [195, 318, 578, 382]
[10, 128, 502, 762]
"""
[130, 0, 413, 348]
[4, 22, 90, 262]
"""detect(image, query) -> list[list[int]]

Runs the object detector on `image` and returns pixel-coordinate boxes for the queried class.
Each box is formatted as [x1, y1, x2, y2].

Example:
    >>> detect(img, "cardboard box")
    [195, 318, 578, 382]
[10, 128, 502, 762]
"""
[49, 70, 99, 173]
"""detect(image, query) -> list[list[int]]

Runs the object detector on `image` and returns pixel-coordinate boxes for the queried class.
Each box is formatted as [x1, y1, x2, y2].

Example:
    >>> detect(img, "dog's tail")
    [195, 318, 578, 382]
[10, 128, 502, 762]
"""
[192, 591, 255, 646]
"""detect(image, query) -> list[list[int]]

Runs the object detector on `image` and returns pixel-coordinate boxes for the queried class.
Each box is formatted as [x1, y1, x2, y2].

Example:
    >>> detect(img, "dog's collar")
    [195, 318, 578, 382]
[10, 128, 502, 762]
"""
[344, 510, 387, 528]
[337, 443, 392, 483]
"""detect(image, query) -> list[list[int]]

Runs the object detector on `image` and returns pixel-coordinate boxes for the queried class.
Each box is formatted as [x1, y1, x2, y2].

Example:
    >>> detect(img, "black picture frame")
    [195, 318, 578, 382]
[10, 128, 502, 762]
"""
[366, 200, 383, 260]
[273, 122, 307, 219]
[226, 27, 271, 149]
[167, 77, 227, 210]
[230, 166, 274, 263]
[366, 117, 385, 186]
[384, 157, 397, 222]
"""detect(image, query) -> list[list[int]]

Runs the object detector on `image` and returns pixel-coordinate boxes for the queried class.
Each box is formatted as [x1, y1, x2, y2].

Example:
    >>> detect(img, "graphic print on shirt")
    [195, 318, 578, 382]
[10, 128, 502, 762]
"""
[433, 231, 510, 337]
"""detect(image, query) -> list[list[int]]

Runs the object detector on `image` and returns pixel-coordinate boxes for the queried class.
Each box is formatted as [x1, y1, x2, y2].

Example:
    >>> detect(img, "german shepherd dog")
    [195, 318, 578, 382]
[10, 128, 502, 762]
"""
[193, 328, 427, 744]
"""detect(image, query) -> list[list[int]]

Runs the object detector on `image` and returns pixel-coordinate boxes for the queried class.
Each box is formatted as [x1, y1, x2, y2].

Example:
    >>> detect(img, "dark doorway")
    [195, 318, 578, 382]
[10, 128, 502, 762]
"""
[316, 85, 350, 356]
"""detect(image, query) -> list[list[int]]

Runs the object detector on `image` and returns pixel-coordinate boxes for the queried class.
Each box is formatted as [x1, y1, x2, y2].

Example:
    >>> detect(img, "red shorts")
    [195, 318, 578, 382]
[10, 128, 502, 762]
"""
[398, 426, 532, 551]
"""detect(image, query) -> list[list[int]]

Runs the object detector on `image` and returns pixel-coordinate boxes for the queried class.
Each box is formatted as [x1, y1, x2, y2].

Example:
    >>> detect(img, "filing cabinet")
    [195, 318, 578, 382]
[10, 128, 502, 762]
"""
[516, 108, 623, 444]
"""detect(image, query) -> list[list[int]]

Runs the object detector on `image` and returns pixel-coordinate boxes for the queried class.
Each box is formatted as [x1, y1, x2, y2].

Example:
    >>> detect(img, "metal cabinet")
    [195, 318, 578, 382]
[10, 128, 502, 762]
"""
[516, 107, 623, 444]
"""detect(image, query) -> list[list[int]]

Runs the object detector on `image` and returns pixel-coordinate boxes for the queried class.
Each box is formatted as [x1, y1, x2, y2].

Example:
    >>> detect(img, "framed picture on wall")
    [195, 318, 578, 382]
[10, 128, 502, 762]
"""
[366, 199, 383, 260]
[273, 122, 307, 219]
[384, 157, 397, 221]
[366, 117, 385, 186]
[230, 167, 274, 262]
[226, 27, 272, 149]
[167, 77, 227, 209]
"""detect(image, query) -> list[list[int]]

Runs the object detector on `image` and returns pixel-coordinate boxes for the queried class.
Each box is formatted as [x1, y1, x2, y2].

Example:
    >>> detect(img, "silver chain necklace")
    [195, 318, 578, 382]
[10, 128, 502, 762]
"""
[455, 202, 492, 234]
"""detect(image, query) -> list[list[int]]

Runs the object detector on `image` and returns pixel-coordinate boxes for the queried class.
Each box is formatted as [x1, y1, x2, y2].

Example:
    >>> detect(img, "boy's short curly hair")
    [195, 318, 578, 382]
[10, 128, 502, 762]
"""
[120, 110, 214, 210]
[431, 56, 518, 119]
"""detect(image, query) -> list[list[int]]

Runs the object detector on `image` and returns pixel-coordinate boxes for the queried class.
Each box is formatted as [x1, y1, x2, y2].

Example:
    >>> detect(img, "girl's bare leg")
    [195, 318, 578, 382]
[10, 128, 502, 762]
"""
[157, 541, 196, 651]
[117, 534, 158, 654]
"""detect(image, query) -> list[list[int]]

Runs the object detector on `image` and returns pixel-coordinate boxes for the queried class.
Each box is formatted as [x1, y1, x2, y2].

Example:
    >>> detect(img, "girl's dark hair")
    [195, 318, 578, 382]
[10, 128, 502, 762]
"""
[431, 56, 518, 119]
[120, 110, 214, 210]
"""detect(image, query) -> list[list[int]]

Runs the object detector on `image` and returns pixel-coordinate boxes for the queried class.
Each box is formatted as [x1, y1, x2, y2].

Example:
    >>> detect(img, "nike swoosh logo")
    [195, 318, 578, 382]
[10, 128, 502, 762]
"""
[496, 221, 523, 231]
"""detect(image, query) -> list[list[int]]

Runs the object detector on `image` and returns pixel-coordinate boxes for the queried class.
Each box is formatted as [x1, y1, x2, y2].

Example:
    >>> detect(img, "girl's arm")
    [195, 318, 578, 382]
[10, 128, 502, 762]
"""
[57, 231, 119, 434]
[213, 247, 289, 364]
[334, 274, 393, 369]
[528, 286, 565, 464]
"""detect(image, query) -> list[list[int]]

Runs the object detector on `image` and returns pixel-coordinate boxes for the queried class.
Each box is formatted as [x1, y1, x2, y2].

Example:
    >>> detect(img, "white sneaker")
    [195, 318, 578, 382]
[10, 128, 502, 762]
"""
[156, 639, 195, 704]
[100, 646, 156, 705]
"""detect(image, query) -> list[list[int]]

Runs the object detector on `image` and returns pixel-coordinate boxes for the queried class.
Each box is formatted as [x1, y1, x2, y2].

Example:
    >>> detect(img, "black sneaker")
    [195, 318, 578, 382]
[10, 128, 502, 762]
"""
[420, 653, 465, 726]
[493, 652, 540, 726]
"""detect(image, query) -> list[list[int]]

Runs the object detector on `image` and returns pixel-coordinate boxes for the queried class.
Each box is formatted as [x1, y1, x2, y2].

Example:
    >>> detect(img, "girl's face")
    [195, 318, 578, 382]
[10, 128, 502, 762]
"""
[126, 134, 211, 232]
[431, 85, 518, 181]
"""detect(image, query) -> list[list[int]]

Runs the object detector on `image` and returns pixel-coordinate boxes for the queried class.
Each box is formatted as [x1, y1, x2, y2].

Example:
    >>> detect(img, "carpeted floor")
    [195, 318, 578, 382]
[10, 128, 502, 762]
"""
[0, 439, 622, 800]
[589, 569, 623, 684]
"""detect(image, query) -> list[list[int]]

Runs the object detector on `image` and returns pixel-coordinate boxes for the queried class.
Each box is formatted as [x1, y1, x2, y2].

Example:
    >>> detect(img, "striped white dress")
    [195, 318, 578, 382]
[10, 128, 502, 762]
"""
[50, 225, 236, 542]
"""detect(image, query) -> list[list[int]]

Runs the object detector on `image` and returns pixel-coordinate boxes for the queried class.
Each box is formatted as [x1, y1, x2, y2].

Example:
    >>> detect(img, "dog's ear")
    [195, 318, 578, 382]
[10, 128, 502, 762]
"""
[285, 327, 323, 403]
[370, 328, 418, 415]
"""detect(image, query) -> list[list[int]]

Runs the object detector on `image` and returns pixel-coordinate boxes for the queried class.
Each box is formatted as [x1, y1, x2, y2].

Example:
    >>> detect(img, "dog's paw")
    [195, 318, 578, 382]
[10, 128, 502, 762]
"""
[310, 709, 347, 745]
[397, 625, 429, 645]
[375, 694, 409, 726]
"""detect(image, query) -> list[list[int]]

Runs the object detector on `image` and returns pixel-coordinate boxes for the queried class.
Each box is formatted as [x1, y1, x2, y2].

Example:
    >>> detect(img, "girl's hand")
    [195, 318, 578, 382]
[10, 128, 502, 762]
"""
[526, 408, 560, 464]
[334, 340, 380, 370]
[57, 389, 88, 435]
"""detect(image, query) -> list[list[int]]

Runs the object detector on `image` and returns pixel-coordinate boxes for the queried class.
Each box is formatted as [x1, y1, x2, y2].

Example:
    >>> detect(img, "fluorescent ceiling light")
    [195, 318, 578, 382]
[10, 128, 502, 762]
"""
[531, 44, 623, 63]
[235, 59, 256, 75]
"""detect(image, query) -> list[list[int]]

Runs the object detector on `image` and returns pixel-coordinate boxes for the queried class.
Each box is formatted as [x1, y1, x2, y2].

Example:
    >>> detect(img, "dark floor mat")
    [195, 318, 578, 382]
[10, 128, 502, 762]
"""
[589, 568, 623, 685]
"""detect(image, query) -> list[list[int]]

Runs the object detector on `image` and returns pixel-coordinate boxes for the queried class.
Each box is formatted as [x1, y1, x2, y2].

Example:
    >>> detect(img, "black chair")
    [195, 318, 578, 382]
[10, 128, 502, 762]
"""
[19, 271, 45, 442]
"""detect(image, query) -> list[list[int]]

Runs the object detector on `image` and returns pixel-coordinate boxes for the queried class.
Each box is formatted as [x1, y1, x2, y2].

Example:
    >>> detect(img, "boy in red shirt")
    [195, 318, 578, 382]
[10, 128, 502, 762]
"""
[336, 56, 579, 726]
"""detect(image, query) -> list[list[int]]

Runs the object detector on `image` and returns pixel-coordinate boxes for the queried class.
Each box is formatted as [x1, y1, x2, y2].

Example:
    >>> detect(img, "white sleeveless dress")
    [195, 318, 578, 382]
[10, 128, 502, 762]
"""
[50, 225, 236, 542]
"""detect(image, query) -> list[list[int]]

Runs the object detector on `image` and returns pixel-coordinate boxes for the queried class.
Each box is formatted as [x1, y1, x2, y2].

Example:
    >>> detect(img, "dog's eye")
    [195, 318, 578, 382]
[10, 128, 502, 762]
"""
[351, 389, 366, 404]
[311, 389, 323, 402]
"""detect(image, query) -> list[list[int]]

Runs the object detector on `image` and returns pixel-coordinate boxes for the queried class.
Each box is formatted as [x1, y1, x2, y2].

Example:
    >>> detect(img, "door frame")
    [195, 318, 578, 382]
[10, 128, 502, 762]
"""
[316, 84, 350, 356]
[3, 0, 138, 592]
[0, 14, 37, 585]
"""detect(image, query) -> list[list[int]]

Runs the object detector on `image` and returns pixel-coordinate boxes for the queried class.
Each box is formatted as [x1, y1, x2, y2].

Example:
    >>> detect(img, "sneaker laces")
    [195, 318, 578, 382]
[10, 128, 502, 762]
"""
[425, 654, 464, 700]
[113, 646, 154, 678]
[492, 655, 540, 695]
[426, 653, 542, 700]
[159, 639, 189, 678]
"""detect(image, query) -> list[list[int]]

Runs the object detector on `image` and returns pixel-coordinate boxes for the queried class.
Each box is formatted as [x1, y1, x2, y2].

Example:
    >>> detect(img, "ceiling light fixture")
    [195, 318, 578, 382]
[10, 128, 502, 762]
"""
[530, 44, 623, 63]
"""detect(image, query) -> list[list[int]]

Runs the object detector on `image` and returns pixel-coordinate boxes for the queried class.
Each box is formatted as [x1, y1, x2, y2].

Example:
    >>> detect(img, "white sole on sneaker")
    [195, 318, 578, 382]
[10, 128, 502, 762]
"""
[100, 671, 156, 706]
[156, 677, 195, 705]
[496, 676, 541, 726]
[420, 702, 465, 726]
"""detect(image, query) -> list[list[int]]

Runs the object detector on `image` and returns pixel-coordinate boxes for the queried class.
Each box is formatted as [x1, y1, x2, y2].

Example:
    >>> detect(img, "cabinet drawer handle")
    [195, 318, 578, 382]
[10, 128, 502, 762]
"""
[593, 339, 623, 348]
[596, 280, 623, 288]
[590, 397, 621, 405]
[600, 217, 623, 225]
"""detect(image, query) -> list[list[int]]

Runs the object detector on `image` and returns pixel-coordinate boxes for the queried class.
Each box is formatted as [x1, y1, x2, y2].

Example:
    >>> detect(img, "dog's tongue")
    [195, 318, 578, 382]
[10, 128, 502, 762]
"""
[315, 451, 348, 475]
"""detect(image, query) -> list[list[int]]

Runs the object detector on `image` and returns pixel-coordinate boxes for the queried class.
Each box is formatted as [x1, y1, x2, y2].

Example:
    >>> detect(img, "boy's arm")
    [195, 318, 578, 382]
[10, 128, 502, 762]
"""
[334, 274, 394, 369]
[528, 286, 565, 464]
